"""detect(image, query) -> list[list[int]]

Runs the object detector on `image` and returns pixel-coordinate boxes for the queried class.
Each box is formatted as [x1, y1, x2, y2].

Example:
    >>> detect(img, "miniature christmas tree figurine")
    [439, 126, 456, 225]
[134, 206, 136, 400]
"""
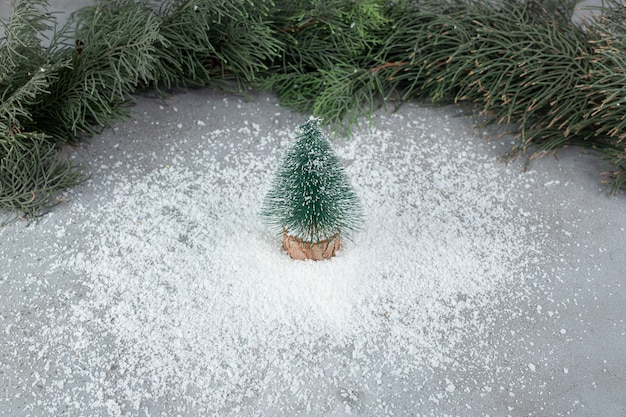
[261, 117, 363, 260]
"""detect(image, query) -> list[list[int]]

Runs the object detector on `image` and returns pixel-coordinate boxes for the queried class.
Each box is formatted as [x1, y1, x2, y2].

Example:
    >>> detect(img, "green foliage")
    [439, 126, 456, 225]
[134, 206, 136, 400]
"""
[393, 0, 595, 154]
[30, 0, 165, 141]
[259, 0, 393, 130]
[0, 133, 81, 225]
[0, 0, 81, 223]
[152, 0, 282, 90]
[581, 1, 626, 193]
[5, 0, 626, 224]
[261, 117, 363, 244]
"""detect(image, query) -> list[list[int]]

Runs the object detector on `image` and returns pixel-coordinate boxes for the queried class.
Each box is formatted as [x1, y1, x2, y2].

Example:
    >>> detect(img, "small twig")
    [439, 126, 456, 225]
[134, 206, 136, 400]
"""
[367, 61, 408, 74]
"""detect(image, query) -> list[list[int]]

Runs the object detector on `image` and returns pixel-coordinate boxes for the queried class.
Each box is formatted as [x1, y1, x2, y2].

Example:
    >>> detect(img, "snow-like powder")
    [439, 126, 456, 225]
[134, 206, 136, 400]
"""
[41, 111, 547, 416]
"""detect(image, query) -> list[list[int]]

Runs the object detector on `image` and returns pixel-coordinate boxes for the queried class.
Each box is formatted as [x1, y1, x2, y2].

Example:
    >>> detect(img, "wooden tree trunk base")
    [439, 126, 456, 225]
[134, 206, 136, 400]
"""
[283, 232, 340, 261]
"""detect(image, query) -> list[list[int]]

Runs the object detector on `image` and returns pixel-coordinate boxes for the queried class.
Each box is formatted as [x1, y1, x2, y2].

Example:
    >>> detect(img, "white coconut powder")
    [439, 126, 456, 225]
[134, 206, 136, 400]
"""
[3, 106, 555, 416]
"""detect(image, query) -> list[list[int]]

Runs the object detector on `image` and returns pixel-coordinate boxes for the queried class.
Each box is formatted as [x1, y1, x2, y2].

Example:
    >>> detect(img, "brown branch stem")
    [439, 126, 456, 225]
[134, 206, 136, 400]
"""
[367, 61, 408, 74]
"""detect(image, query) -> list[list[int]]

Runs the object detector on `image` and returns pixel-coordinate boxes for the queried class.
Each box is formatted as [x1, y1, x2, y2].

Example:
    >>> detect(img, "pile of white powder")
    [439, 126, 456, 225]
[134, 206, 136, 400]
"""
[6, 104, 554, 416]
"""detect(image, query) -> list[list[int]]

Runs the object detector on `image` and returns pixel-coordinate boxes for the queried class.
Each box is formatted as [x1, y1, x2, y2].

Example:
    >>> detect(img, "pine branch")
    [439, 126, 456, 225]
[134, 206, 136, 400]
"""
[0, 0, 82, 222]
[0, 131, 81, 225]
[152, 0, 281, 90]
[27, 0, 165, 141]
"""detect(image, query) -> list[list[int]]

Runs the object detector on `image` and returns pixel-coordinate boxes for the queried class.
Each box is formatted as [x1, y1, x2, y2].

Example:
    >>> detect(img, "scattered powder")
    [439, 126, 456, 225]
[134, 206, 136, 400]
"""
[7, 110, 553, 416]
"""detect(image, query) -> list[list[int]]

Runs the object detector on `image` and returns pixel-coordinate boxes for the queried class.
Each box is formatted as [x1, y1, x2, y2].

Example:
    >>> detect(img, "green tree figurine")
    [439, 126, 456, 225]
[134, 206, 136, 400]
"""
[261, 117, 363, 260]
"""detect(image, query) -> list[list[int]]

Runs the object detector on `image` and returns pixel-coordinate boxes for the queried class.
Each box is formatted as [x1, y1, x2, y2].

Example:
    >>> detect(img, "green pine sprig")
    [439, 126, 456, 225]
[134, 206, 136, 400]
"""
[0, 0, 81, 224]
[152, 0, 282, 91]
[29, 0, 165, 141]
